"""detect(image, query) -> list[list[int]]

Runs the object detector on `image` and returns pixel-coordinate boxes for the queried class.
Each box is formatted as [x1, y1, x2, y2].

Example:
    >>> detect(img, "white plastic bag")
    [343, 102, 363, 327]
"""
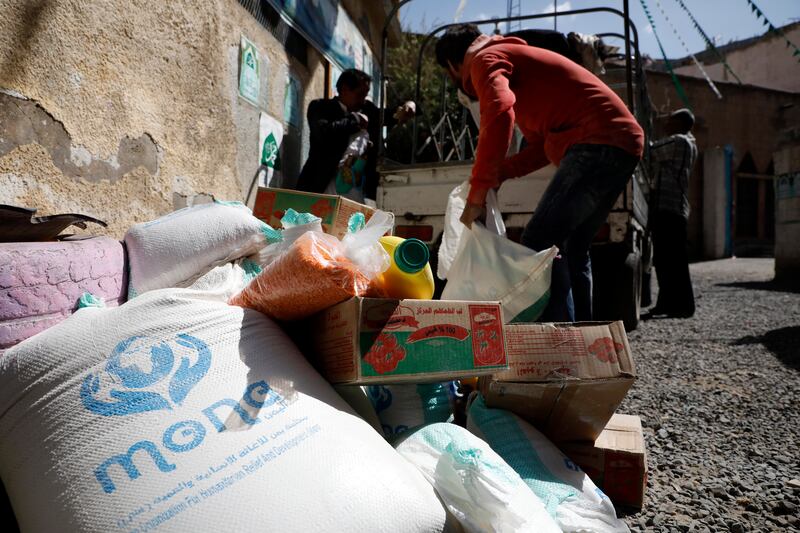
[339, 130, 371, 167]
[468, 395, 630, 533]
[442, 219, 557, 323]
[395, 422, 561, 533]
[438, 181, 505, 280]
[324, 130, 371, 203]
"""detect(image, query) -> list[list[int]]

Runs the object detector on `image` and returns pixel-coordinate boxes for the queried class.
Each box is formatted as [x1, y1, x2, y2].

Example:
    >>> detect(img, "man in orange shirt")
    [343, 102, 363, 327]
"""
[436, 24, 644, 321]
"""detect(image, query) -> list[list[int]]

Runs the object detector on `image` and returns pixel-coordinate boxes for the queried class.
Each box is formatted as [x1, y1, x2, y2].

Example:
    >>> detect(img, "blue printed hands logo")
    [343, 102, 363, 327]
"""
[366, 385, 393, 414]
[80, 333, 211, 417]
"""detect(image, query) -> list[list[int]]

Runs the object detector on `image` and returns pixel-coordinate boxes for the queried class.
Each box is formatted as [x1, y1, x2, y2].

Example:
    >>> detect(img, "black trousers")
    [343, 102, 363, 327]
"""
[652, 212, 695, 316]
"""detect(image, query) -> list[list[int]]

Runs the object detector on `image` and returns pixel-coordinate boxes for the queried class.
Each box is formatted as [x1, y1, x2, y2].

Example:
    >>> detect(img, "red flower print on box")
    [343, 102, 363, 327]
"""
[310, 199, 333, 219]
[588, 337, 618, 363]
[364, 333, 407, 374]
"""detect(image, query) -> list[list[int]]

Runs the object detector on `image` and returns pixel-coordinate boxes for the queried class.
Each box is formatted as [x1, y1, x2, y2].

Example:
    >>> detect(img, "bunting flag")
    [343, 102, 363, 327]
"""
[639, 0, 691, 108]
[654, 0, 722, 99]
[745, 0, 800, 63]
[672, 0, 742, 83]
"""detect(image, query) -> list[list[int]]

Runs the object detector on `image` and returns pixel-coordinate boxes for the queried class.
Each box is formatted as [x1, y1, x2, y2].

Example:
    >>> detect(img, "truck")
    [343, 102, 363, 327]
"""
[376, 2, 654, 330]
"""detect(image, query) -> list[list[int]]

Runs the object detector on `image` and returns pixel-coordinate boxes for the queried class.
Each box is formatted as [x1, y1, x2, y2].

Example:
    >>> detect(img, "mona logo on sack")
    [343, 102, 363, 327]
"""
[77, 331, 291, 495]
[80, 334, 211, 416]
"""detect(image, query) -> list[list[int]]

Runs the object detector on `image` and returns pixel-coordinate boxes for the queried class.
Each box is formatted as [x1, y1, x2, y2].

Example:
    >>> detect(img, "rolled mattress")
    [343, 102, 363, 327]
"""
[0, 237, 126, 351]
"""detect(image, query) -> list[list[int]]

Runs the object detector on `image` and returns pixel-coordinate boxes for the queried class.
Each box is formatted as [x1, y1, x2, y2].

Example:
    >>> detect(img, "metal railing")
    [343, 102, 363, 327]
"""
[378, 2, 646, 165]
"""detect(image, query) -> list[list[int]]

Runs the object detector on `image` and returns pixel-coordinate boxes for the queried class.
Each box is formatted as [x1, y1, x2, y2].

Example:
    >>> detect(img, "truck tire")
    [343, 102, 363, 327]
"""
[590, 245, 641, 331]
[641, 270, 653, 309]
[0, 480, 17, 533]
[0, 237, 127, 351]
[640, 231, 654, 308]
[621, 252, 642, 331]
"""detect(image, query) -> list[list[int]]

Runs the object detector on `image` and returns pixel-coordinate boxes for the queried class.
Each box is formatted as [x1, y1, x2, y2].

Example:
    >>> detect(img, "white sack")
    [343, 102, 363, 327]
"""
[180, 257, 262, 301]
[395, 423, 560, 533]
[0, 289, 449, 533]
[125, 201, 278, 298]
[468, 395, 630, 533]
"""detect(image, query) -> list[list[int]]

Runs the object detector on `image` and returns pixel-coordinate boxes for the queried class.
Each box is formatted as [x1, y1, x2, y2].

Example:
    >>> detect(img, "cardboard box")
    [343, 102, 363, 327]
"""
[253, 187, 376, 239]
[480, 321, 636, 442]
[304, 297, 509, 384]
[560, 413, 648, 509]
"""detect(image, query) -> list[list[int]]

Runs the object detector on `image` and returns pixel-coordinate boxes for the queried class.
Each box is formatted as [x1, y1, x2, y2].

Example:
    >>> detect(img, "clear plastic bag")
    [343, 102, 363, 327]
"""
[438, 181, 505, 280]
[256, 209, 324, 267]
[341, 210, 394, 279]
[230, 231, 369, 321]
[230, 210, 394, 321]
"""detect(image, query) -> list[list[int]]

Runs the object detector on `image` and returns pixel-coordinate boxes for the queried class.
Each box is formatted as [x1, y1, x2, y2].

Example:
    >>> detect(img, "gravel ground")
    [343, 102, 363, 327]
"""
[619, 258, 800, 532]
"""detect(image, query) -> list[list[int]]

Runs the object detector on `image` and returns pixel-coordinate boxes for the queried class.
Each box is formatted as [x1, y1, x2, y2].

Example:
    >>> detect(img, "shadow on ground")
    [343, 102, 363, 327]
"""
[734, 326, 800, 370]
[717, 280, 800, 293]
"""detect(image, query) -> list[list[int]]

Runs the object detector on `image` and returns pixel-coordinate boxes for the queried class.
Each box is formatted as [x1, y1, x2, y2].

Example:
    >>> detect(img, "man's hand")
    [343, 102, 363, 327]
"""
[353, 112, 369, 129]
[393, 101, 417, 125]
[460, 202, 486, 228]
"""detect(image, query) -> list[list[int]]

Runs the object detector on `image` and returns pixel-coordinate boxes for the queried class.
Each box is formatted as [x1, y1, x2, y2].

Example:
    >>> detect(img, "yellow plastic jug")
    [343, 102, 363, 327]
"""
[377, 236, 435, 299]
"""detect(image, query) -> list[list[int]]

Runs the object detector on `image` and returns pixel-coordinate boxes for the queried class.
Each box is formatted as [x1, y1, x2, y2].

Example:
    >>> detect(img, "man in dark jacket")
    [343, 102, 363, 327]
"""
[295, 69, 371, 196]
[296, 69, 414, 200]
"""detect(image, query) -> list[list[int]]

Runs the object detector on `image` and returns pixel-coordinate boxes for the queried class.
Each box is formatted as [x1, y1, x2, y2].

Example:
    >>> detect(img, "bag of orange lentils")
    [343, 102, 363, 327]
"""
[230, 211, 394, 321]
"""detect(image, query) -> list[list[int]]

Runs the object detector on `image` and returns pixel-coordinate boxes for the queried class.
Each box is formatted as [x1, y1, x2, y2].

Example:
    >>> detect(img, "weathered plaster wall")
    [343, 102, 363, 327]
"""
[222, 3, 326, 200]
[0, 0, 327, 238]
[0, 91, 160, 183]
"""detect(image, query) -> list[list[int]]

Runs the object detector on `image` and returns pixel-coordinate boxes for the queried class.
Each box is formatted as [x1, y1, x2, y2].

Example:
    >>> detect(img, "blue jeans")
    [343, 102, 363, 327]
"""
[521, 144, 639, 322]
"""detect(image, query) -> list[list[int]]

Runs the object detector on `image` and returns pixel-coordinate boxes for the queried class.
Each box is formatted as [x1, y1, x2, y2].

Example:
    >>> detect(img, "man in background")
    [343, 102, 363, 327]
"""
[647, 109, 698, 318]
[435, 24, 643, 322]
[295, 69, 371, 198]
[296, 69, 414, 202]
